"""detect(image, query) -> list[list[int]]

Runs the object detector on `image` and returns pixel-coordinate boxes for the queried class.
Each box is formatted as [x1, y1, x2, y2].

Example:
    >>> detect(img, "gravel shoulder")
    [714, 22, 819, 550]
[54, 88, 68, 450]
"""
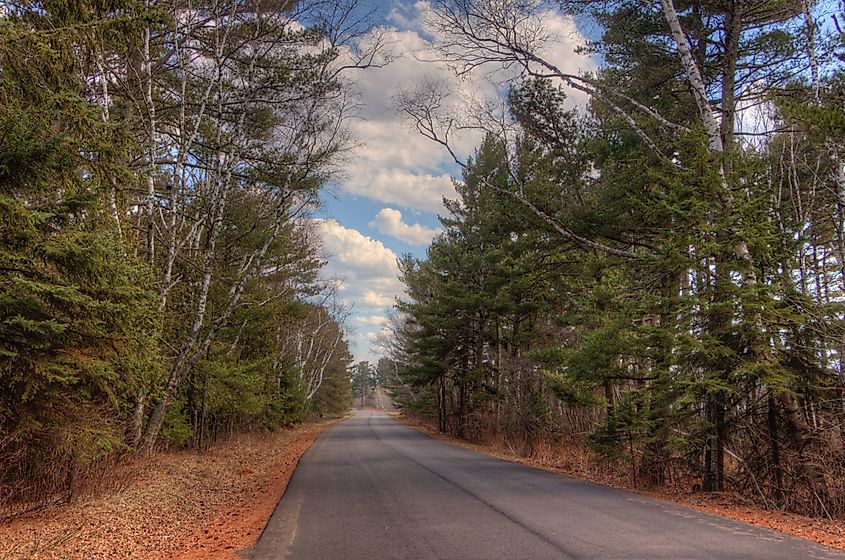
[0, 420, 337, 560]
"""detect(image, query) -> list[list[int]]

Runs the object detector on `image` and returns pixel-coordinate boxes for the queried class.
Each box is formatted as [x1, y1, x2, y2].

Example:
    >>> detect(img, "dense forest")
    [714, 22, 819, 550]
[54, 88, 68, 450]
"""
[385, 0, 845, 518]
[0, 0, 369, 512]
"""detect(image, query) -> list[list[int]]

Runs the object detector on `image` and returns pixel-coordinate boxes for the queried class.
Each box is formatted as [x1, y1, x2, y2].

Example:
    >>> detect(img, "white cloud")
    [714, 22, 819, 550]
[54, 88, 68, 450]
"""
[369, 208, 441, 246]
[353, 315, 390, 327]
[316, 219, 403, 362]
[335, 5, 597, 215]
[344, 165, 455, 213]
[385, 2, 419, 29]
[536, 9, 597, 106]
[338, 27, 480, 214]
[361, 290, 395, 307]
[318, 219, 400, 273]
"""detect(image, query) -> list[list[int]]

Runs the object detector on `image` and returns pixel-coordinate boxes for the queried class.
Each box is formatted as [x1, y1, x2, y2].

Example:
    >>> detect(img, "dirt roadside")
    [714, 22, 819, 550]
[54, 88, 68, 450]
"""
[0, 419, 338, 560]
[396, 414, 845, 553]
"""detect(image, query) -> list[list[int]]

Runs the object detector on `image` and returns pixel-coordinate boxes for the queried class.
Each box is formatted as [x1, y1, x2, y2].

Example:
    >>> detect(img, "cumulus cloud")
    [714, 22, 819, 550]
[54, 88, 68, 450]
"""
[316, 219, 403, 361]
[344, 166, 455, 213]
[353, 315, 390, 327]
[535, 9, 597, 106]
[369, 208, 442, 245]
[361, 290, 396, 307]
[338, 25, 488, 212]
[318, 220, 399, 273]
[335, 4, 597, 215]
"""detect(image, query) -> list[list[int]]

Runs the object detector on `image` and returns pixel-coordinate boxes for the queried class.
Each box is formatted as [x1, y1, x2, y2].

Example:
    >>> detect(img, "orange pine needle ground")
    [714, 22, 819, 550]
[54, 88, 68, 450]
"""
[0, 420, 336, 560]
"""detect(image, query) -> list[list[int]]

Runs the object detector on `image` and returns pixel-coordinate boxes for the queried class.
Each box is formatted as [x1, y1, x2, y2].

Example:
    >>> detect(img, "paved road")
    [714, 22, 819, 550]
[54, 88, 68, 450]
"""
[251, 410, 843, 560]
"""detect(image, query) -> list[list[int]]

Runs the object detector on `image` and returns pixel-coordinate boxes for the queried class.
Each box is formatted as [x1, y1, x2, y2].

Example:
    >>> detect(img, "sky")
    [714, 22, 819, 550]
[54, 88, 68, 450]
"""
[313, 0, 597, 364]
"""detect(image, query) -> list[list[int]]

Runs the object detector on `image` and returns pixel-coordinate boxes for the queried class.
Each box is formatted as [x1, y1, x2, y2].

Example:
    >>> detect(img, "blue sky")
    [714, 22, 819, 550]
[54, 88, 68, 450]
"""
[315, 0, 596, 363]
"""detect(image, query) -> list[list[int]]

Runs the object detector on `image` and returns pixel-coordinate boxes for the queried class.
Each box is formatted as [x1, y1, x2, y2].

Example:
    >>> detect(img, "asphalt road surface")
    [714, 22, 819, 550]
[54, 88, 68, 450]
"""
[251, 410, 844, 560]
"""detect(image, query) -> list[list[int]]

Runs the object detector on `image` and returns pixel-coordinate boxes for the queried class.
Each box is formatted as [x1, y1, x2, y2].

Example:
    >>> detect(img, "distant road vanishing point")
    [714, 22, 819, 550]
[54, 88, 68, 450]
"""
[251, 410, 844, 560]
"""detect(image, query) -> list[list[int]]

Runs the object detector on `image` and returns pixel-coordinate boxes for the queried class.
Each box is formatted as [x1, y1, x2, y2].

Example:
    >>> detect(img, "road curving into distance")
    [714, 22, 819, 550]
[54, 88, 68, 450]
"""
[251, 409, 844, 560]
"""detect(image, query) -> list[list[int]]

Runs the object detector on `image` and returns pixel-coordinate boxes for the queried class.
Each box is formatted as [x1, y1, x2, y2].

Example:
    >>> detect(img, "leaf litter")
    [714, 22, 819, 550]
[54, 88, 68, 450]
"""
[0, 421, 335, 560]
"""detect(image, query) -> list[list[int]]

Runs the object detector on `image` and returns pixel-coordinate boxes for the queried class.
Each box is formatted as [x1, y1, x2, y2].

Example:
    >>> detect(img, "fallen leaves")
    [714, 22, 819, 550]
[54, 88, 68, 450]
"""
[673, 492, 845, 552]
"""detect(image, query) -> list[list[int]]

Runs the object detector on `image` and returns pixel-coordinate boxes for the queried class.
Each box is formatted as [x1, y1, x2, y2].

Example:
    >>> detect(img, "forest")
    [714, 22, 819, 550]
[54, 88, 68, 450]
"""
[0, 0, 369, 514]
[3, 0, 845, 531]
[384, 0, 845, 519]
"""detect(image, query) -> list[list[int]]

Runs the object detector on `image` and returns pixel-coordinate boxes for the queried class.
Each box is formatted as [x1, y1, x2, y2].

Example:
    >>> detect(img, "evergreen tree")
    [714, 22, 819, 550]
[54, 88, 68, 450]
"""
[0, 0, 162, 499]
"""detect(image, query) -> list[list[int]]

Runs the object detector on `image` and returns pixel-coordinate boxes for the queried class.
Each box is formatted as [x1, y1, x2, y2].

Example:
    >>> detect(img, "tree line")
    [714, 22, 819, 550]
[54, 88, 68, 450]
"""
[0, 0, 371, 512]
[387, 0, 845, 517]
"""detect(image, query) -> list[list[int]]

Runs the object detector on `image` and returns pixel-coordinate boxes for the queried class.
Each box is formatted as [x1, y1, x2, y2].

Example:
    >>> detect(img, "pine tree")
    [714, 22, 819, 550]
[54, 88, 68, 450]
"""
[0, 0, 162, 499]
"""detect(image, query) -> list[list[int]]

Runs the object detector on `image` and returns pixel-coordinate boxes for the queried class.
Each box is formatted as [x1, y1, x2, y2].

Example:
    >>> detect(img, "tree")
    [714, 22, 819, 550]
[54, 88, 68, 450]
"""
[106, 0, 387, 449]
[0, 0, 163, 501]
[0, 0, 363, 511]
[351, 361, 375, 408]
[395, 133, 577, 443]
[396, 0, 845, 514]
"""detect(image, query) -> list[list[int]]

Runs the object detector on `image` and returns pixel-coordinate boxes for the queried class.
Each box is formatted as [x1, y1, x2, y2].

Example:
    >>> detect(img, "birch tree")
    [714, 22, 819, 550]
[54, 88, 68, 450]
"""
[116, 0, 386, 448]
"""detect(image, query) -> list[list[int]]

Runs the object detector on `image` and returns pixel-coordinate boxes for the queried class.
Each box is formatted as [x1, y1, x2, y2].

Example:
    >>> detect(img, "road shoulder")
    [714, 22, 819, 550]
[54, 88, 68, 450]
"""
[395, 414, 845, 553]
